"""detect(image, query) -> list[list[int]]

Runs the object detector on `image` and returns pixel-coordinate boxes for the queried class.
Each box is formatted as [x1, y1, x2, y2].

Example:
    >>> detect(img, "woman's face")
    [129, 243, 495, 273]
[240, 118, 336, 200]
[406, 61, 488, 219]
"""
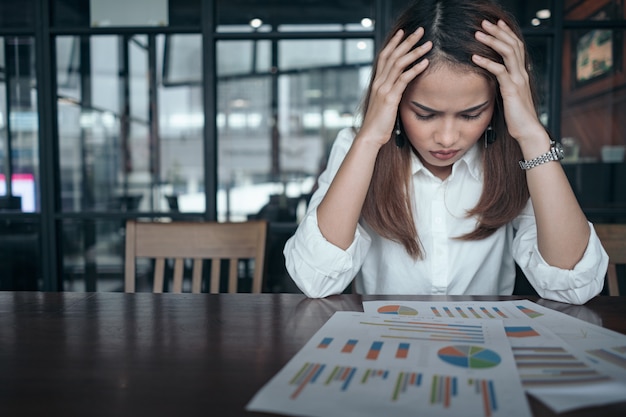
[399, 64, 495, 180]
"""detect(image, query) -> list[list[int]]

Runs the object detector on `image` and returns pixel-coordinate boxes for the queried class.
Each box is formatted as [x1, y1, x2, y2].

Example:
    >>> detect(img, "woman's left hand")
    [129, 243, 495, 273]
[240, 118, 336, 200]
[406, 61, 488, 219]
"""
[473, 20, 592, 274]
[472, 19, 546, 145]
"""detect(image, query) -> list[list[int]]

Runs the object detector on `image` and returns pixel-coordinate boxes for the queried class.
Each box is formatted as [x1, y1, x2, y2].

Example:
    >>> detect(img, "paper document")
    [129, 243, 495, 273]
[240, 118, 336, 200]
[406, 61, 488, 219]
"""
[247, 311, 532, 417]
[362, 300, 626, 412]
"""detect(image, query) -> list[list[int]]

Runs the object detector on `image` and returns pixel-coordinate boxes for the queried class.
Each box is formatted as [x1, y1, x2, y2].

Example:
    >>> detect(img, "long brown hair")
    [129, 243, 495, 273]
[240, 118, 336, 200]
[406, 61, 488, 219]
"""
[360, 0, 532, 258]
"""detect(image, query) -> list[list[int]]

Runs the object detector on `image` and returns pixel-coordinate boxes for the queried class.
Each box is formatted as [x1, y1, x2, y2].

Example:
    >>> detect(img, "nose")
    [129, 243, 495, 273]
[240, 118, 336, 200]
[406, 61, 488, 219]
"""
[434, 119, 459, 148]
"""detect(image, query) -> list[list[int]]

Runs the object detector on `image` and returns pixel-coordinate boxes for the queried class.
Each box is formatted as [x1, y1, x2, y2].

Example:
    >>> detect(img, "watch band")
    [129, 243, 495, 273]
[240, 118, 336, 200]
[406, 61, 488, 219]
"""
[519, 141, 564, 170]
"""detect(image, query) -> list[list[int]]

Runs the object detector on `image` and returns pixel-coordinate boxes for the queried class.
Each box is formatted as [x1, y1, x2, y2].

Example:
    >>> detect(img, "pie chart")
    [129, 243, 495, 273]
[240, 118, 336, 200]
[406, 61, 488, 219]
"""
[437, 345, 501, 369]
[377, 304, 418, 316]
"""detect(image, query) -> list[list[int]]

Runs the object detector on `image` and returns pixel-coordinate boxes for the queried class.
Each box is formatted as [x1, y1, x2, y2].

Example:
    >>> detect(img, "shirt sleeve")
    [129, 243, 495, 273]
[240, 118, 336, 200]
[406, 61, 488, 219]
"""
[283, 128, 372, 298]
[512, 202, 609, 305]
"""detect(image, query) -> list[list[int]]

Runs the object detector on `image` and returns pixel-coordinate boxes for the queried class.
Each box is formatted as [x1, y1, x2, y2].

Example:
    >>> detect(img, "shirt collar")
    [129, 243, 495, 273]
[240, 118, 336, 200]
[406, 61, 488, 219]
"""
[410, 142, 483, 181]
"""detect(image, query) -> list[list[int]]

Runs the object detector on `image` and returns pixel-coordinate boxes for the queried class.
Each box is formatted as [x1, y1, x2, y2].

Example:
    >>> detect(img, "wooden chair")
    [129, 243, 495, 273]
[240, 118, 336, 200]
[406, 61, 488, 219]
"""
[594, 224, 626, 296]
[124, 220, 267, 293]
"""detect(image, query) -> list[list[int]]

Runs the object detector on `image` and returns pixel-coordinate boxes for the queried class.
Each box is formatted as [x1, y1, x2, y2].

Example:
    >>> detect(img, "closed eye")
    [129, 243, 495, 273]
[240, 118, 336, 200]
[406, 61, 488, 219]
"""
[410, 100, 490, 122]
[462, 113, 483, 120]
[415, 113, 436, 120]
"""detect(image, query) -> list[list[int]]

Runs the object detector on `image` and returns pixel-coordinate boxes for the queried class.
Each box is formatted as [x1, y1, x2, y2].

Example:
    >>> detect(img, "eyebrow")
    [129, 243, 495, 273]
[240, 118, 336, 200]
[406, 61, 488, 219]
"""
[410, 100, 490, 114]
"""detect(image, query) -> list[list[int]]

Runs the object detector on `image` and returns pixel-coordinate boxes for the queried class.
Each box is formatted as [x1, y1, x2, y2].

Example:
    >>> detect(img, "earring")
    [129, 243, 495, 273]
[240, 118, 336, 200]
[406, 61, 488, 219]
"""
[395, 117, 406, 148]
[484, 125, 496, 148]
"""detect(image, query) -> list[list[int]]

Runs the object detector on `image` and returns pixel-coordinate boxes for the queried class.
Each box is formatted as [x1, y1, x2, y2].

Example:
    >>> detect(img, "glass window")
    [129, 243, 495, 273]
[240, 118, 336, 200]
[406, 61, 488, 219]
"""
[215, 40, 272, 77]
[217, 38, 373, 222]
[52, 0, 201, 28]
[52, 0, 91, 28]
[0, 36, 40, 213]
[163, 34, 203, 85]
[0, 0, 36, 29]
[216, 0, 375, 32]
[217, 73, 273, 221]
[0, 219, 40, 290]
[56, 34, 204, 213]
[61, 218, 124, 291]
[279, 40, 343, 70]
[90, 0, 168, 28]
[168, 0, 202, 27]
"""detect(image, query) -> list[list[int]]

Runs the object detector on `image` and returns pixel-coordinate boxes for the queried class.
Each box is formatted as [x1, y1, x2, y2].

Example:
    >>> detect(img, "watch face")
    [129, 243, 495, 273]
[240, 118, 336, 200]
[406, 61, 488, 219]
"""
[554, 142, 565, 160]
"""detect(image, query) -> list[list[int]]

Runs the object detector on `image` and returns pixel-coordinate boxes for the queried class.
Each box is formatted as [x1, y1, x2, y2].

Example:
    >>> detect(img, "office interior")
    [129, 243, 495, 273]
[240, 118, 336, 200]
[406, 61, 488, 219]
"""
[0, 0, 624, 293]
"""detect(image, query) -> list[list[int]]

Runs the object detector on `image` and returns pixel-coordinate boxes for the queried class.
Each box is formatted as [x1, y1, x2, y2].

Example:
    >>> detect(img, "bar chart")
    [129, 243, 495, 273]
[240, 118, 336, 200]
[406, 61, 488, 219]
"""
[248, 311, 532, 417]
[513, 346, 611, 386]
[287, 361, 502, 417]
[358, 300, 626, 413]
[360, 319, 486, 344]
[366, 300, 549, 322]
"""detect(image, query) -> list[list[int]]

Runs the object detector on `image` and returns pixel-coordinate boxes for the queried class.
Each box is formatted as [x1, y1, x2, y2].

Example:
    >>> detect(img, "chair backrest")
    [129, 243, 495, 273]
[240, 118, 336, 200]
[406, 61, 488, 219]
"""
[124, 220, 267, 293]
[594, 224, 626, 296]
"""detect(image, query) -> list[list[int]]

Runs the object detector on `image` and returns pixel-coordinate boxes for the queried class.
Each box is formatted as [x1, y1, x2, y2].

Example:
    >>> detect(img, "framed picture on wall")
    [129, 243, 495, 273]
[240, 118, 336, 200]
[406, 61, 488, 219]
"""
[572, 3, 623, 89]
[575, 29, 613, 83]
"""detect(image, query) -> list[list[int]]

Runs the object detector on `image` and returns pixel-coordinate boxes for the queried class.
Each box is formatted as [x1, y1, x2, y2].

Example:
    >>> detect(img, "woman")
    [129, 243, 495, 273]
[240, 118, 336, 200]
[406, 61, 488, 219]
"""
[284, 0, 608, 304]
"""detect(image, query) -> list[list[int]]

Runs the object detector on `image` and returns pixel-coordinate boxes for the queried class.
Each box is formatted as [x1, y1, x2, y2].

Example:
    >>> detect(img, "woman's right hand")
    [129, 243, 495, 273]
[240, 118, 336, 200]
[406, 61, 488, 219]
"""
[316, 28, 431, 250]
[359, 27, 432, 147]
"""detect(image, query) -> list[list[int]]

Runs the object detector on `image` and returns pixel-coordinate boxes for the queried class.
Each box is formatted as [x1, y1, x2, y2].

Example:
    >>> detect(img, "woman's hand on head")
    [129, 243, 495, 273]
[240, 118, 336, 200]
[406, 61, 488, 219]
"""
[359, 27, 432, 147]
[472, 20, 546, 144]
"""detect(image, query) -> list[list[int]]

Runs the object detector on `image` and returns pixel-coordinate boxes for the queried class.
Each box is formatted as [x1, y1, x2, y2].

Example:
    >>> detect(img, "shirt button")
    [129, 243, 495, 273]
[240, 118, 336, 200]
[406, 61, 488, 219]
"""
[434, 217, 442, 224]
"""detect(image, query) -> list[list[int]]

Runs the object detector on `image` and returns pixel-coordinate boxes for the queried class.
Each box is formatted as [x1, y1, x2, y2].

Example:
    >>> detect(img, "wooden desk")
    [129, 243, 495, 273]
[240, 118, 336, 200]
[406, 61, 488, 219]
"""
[1, 292, 625, 416]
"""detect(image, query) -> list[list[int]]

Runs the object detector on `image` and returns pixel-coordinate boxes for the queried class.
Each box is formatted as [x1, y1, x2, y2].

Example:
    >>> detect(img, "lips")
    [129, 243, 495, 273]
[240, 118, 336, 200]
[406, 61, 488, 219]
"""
[430, 150, 459, 161]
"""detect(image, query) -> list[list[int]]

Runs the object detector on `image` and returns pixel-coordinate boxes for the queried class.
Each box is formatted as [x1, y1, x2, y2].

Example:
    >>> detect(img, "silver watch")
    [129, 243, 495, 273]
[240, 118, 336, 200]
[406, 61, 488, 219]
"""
[519, 141, 564, 170]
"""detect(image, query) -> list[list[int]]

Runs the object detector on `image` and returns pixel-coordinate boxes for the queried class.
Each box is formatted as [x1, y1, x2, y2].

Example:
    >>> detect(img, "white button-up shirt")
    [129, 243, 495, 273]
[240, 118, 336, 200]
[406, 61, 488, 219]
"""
[284, 128, 608, 304]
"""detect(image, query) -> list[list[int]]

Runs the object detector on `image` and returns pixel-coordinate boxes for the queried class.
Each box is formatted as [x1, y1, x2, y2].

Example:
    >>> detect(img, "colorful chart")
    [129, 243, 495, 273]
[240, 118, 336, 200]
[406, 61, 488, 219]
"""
[438, 345, 501, 369]
[318, 337, 333, 348]
[367, 341, 384, 360]
[586, 348, 626, 369]
[362, 319, 485, 344]
[516, 305, 543, 319]
[504, 326, 540, 338]
[378, 305, 418, 316]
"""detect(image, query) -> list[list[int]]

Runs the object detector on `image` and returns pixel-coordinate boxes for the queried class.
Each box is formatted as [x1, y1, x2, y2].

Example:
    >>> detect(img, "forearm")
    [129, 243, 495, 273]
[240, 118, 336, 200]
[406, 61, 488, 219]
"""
[317, 135, 382, 249]
[284, 211, 372, 298]
[520, 131, 590, 269]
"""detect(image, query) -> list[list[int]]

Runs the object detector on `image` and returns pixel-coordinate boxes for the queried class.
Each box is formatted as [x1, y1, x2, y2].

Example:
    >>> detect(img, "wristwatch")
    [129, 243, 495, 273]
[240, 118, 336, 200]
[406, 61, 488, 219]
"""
[519, 140, 564, 170]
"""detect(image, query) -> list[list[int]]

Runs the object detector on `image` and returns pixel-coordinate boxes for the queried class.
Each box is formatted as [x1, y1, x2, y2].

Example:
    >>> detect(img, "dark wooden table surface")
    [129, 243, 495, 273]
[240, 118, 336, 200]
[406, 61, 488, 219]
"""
[1, 292, 625, 416]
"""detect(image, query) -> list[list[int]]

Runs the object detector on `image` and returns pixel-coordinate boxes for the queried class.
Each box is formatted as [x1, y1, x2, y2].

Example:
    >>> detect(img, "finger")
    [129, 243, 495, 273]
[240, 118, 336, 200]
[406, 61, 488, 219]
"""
[471, 53, 509, 81]
[376, 29, 405, 68]
[373, 38, 432, 101]
[477, 20, 526, 76]
[391, 39, 432, 78]
[371, 53, 430, 109]
[477, 20, 524, 71]
[494, 20, 526, 75]
[474, 34, 527, 86]
[361, 54, 430, 140]
[381, 40, 432, 89]
[482, 20, 520, 49]
[377, 28, 428, 79]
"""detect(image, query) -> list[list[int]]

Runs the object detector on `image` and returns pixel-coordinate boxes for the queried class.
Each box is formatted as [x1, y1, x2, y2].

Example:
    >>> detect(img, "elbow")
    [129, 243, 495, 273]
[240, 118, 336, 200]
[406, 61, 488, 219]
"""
[535, 271, 605, 305]
[286, 263, 338, 299]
